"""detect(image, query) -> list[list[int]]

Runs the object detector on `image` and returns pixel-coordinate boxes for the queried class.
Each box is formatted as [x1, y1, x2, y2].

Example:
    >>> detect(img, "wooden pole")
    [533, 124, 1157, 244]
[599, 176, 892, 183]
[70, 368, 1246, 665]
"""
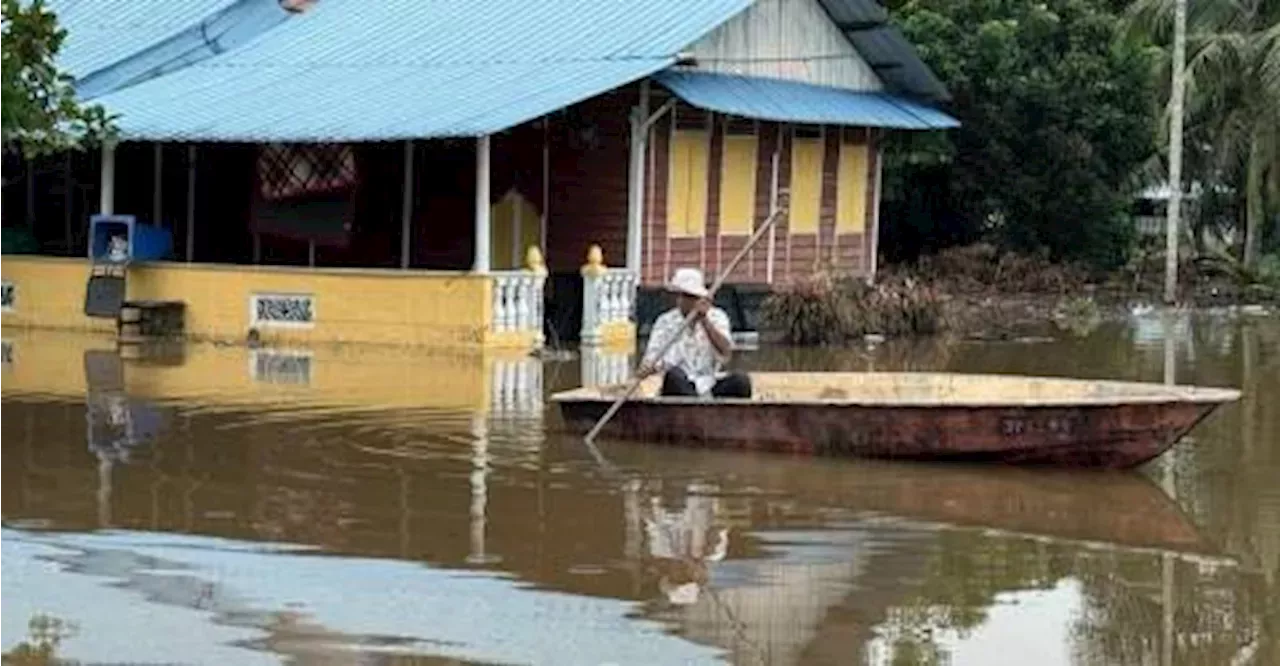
[584, 191, 789, 444]
[401, 140, 414, 268]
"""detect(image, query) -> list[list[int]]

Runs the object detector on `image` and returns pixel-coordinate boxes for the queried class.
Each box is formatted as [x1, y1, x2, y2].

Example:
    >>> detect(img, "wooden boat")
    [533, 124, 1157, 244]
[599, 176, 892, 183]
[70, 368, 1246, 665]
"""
[601, 445, 1218, 556]
[551, 372, 1241, 468]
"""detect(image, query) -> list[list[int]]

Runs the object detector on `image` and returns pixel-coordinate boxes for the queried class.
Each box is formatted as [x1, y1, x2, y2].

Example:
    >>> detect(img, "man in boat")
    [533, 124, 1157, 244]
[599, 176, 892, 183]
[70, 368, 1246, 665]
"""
[637, 268, 752, 398]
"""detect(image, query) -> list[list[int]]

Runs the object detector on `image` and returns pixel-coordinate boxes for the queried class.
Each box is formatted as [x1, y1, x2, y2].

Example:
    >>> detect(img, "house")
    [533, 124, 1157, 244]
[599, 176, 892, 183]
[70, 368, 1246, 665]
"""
[0, 0, 956, 350]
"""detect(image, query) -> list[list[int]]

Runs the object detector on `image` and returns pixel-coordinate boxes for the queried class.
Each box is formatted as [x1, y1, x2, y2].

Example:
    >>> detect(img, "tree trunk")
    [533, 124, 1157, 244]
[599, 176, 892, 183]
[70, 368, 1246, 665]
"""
[1243, 137, 1263, 268]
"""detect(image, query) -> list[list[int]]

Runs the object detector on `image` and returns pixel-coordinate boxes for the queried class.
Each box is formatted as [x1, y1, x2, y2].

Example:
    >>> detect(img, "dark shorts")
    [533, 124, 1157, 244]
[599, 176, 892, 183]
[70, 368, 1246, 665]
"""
[660, 367, 752, 398]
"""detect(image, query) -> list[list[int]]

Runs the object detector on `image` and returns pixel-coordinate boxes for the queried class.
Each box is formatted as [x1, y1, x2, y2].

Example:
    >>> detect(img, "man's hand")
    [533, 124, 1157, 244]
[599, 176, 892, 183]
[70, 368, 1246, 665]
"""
[692, 297, 712, 320]
[637, 360, 663, 379]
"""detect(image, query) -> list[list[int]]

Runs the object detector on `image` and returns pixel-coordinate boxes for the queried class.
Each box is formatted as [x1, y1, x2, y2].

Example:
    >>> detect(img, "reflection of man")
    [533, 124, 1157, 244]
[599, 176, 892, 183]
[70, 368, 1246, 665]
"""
[638, 268, 751, 399]
[630, 481, 730, 606]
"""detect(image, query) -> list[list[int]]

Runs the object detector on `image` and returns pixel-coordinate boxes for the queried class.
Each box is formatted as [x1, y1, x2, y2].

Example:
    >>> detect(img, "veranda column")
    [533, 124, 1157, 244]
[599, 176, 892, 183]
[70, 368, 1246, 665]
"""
[186, 145, 197, 262]
[400, 140, 414, 268]
[473, 135, 491, 273]
[625, 81, 650, 273]
[100, 142, 117, 214]
[152, 143, 163, 223]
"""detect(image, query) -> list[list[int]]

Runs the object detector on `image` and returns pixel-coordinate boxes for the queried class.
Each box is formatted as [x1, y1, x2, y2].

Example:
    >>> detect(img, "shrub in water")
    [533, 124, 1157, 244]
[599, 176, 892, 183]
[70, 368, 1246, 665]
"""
[762, 273, 949, 344]
[760, 273, 845, 345]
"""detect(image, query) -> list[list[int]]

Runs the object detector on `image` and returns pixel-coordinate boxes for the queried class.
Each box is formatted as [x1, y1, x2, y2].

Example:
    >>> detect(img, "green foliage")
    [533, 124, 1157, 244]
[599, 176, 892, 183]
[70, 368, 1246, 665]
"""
[881, 0, 1159, 271]
[2, 0, 115, 157]
[1124, 0, 1280, 268]
[761, 273, 949, 345]
[2, 614, 76, 664]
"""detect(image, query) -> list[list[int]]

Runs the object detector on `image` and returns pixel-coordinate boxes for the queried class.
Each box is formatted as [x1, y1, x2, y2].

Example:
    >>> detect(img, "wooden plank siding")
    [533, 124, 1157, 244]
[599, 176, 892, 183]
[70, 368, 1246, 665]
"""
[544, 86, 636, 271]
[644, 114, 877, 287]
[687, 0, 883, 92]
[544, 86, 879, 287]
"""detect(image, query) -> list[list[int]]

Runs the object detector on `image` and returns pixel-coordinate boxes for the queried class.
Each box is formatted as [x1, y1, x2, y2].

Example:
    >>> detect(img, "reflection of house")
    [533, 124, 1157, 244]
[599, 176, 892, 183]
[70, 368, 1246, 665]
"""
[2, 0, 955, 348]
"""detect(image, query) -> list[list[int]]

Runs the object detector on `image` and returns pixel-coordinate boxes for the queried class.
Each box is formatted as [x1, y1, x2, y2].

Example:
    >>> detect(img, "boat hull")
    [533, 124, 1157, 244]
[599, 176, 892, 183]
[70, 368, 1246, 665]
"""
[557, 399, 1219, 468]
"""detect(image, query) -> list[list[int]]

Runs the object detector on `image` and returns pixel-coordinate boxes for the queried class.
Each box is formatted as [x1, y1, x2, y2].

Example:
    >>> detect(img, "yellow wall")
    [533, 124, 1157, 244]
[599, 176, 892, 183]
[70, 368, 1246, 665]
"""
[1, 256, 535, 349]
[719, 133, 758, 235]
[789, 135, 825, 234]
[668, 129, 710, 237]
[490, 190, 542, 270]
[836, 140, 869, 233]
[0, 329, 537, 413]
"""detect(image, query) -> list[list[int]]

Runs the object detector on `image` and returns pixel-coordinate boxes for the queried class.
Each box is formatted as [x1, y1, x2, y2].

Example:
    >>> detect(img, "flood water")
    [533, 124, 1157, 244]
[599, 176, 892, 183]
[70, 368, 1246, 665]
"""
[2, 310, 1277, 665]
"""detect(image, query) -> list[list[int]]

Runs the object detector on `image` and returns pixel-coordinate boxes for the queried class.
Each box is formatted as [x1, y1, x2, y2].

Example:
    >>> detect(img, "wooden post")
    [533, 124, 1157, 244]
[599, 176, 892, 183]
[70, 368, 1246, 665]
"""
[868, 137, 883, 284]
[185, 145, 196, 262]
[152, 143, 163, 224]
[400, 140, 414, 268]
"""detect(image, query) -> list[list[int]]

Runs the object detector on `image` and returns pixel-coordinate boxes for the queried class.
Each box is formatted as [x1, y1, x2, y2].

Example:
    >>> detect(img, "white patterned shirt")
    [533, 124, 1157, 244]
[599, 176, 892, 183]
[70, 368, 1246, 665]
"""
[643, 307, 733, 396]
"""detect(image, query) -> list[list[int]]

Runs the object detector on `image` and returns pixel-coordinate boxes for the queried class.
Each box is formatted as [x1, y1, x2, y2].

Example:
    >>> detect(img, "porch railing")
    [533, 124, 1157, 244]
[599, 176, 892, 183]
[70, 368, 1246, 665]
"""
[490, 271, 546, 345]
[581, 268, 637, 346]
[581, 347, 632, 387]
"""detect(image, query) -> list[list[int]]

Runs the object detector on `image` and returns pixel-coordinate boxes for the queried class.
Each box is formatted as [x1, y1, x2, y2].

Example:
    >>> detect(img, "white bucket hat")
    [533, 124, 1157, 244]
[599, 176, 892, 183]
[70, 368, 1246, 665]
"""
[667, 268, 709, 299]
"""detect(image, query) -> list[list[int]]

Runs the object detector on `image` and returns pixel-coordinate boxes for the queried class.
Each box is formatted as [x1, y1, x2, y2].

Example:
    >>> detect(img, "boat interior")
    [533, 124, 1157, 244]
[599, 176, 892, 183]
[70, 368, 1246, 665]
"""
[553, 372, 1242, 406]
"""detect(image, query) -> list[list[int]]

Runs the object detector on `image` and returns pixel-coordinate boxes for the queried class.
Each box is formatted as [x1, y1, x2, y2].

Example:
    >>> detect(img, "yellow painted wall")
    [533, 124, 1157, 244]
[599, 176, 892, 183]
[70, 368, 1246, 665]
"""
[490, 190, 542, 270]
[0, 330, 537, 413]
[719, 133, 758, 235]
[789, 136, 824, 234]
[1, 256, 535, 349]
[836, 140, 869, 233]
[668, 129, 710, 237]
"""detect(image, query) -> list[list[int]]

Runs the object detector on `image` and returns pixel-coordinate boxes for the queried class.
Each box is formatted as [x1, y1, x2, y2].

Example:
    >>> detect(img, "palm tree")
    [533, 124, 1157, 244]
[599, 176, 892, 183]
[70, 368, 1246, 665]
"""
[1125, 0, 1280, 268]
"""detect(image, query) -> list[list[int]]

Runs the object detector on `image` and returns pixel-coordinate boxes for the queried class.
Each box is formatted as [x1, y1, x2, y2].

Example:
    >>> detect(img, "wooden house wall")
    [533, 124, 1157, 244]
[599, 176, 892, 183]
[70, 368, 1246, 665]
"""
[687, 0, 883, 92]
[641, 99, 877, 287]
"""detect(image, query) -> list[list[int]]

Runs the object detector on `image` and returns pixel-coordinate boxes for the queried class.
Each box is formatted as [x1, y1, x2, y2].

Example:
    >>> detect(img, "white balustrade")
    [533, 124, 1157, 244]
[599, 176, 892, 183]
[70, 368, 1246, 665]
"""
[581, 268, 637, 346]
[581, 347, 633, 387]
[489, 356, 544, 418]
[491, 271, 546, 346]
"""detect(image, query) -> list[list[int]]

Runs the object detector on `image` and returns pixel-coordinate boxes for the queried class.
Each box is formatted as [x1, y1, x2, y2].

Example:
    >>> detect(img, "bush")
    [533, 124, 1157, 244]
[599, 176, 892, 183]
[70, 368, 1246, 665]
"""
[761, 273, 949, 345]
[911, 244, 1090, 295]
[759, 273, 845, 345]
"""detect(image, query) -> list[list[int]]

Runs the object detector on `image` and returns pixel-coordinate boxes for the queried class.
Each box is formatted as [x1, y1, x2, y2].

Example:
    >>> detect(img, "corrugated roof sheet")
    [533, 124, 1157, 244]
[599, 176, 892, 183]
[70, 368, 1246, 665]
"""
[94, 0, 754, 142]
[49, 0, 238, 85]
[813, 0, 887, 27]
[846, 25, 950, 103]
[72, 0, 292, 100]
[654, 70, 958, 130]
[812, 0, 950, 102]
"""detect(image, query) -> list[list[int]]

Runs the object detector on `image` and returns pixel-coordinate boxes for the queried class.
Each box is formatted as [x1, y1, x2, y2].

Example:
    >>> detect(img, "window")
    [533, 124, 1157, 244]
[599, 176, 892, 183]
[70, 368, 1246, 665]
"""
[788, 126, 824, 234]
[668, 110, 710, 238]
[718, 120, 758, 235]
[257, 143, 357, 202]
[836, 130, 870, 234]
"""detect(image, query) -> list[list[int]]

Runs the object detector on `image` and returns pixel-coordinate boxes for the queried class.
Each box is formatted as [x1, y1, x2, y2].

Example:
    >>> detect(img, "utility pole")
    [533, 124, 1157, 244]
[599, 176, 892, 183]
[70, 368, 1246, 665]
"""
[1164, 0, 1187, 305]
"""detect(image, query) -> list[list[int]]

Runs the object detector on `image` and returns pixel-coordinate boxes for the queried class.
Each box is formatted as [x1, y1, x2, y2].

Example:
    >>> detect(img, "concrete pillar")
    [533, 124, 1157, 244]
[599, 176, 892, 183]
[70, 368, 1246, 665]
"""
[473, 135, 491, 274]
[626, 80, 650, 272]
[100, 142, 117, 214]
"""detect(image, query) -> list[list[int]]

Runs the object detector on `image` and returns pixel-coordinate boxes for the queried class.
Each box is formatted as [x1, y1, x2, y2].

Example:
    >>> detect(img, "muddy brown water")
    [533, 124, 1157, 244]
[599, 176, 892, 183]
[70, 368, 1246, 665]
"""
[2, 311, 1277, 665]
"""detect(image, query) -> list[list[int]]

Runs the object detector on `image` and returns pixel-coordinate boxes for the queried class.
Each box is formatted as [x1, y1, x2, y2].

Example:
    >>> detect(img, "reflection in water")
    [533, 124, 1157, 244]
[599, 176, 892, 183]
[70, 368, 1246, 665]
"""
[1, 315, 1278, 665]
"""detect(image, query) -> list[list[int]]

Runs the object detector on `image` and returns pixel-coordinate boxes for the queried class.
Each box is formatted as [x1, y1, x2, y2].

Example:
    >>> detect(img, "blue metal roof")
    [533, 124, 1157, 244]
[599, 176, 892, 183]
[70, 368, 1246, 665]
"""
[48, 0, 241, 95]
[654, 70, 958, 130]
[94, 0, 754, 142]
